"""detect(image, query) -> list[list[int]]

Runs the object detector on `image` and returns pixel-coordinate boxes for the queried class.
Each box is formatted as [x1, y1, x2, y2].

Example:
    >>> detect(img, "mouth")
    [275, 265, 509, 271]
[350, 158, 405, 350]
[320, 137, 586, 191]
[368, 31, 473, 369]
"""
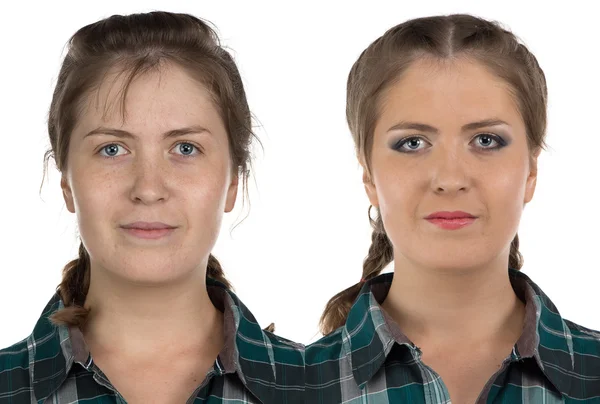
[120, 222, 177, 240]
[424, 211, 477, 230]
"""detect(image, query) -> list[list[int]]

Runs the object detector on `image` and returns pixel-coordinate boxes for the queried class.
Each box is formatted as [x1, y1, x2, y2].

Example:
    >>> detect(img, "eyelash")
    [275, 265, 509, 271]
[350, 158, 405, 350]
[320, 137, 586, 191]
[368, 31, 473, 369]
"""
[97, 142, 203, 160]
[392, 133, 507, 153]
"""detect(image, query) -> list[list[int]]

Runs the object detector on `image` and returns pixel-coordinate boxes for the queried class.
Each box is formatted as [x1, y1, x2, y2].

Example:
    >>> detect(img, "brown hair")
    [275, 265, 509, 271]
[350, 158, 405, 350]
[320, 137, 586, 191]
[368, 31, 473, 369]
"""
[47, 11, 256, 326]
[320, 14, 548, 335]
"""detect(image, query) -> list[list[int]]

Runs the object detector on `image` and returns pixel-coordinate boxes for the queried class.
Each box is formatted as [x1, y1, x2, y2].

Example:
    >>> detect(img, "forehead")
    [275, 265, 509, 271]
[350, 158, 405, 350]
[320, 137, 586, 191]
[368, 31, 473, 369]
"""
[379, 57, 522, 125]
[75, 63, 220, 133]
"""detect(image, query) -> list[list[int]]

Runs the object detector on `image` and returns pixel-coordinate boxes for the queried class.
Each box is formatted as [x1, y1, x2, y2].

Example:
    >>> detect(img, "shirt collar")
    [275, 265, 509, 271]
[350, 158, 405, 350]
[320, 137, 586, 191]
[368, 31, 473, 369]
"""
[207, 279, 278, 400]
[510, 269, 574, 394]
[30, 294, 71, 402]
[30, 278, 277, 402]
[344, 269, 575, 395]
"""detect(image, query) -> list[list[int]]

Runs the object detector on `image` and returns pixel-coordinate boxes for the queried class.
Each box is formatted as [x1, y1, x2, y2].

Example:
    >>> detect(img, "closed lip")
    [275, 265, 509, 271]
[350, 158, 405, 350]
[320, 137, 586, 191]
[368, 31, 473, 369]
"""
[121, 222, 177, 230]
[425, 211, 477, 220]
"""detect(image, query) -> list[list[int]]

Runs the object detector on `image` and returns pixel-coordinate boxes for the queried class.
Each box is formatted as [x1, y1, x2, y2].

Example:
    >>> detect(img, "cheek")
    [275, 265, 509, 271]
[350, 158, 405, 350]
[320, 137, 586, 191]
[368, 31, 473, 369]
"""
[183, 180, 225, 217]
[69, 155, 233, 227]
[477, 163, 529, 257]
[68, 170, 118, 258]
[71, 169, 118, 217]
[373, 155, 421, 222]
[482, 159, 528, 215]
[178, 162, 231, 216]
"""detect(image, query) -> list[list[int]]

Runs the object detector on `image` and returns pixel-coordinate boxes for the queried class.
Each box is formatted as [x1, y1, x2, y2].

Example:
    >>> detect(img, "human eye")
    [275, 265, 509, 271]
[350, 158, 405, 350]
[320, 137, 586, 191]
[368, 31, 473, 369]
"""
[391, 136, 431, 153]
[98, 143, 129, 159]
[171, 142, 203, 158]
[471, 133, 507, 151]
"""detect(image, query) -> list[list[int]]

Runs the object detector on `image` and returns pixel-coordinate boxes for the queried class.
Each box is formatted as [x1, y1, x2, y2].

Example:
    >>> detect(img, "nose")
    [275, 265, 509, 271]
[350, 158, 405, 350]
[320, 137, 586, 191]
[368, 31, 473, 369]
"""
[128, 155, 170, 205]
[430, 147, 470, 195]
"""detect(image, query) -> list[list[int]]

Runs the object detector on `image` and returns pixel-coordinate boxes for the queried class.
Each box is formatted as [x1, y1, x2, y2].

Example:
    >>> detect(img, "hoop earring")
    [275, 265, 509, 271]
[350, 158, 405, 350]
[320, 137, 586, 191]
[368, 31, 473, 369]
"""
[368, 205, 384, 233]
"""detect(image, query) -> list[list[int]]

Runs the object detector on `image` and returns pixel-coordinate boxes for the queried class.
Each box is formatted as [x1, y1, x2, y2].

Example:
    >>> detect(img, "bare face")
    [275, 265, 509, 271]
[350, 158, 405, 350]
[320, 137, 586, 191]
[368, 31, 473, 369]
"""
[364, 58, 538, 272]
[61, 63, 237, 285]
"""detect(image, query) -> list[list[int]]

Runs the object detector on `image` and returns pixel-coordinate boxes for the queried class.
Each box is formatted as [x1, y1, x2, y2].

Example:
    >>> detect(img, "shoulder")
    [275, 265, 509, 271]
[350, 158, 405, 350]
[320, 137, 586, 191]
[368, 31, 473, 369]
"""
[0, 295, 63, 400]
[262, 329, 305, 370]
[564, 318, 600, 363]
[565, 318, 600, 339]
[306, 327, 346, 366]
[260, 330, 305, 402]
[554, 318, 600, 399]
[0, 336, 30, 368]
[305, 328, 352, 401]
[263, 329, 305, 353]
[0, 336, 34, 399]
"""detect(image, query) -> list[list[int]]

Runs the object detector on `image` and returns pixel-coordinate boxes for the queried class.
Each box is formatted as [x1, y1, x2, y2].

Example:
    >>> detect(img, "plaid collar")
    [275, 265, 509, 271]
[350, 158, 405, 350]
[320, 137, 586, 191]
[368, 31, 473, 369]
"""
[344, 269, 575, 395]
[29, 278, 278, 402]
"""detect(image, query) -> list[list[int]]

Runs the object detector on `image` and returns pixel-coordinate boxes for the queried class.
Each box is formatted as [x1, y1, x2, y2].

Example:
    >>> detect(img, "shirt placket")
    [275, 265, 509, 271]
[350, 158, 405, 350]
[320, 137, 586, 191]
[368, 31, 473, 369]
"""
[476, 346, 520, 404]
[411, 344, 520, 404]
[78, 355, 227, 403]
[186, 354, 227, 403]
[411, 345, 452, 404]
[86, 361, 125, 403]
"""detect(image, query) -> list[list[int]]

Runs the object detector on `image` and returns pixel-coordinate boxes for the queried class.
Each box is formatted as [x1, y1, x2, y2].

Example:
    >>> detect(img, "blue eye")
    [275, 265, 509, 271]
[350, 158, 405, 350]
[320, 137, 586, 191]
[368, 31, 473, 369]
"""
[392, 133, 507, 153]
[99, 144, 127, 158]
[473, 133, 506, 150]
[392, 137, 430, 152]
[172, 142, 201, 157]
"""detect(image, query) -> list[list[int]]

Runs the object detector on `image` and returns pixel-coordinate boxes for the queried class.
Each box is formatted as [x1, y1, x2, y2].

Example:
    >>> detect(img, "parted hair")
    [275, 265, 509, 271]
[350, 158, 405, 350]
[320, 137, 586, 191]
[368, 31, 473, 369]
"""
[320, 14, 548, 335]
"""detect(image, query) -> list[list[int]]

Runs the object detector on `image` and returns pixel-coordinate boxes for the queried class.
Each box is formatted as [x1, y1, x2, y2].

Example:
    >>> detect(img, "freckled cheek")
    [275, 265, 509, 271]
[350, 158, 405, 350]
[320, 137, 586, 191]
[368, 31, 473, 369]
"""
[184, 182, 225, 209]
[177, 169, 231, 214]
[65, 176, 113, 256]
[71, 170, 121, 214]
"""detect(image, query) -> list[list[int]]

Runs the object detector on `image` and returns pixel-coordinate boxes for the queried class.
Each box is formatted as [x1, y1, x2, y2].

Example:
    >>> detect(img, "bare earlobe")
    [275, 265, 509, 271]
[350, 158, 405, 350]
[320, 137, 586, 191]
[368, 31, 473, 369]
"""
[224, 175, 239, 213]
[60, 177, 76, 213]
[361, 165, 379, 208]
[524, 153, 540, 205]
[524, 176, 537, 205]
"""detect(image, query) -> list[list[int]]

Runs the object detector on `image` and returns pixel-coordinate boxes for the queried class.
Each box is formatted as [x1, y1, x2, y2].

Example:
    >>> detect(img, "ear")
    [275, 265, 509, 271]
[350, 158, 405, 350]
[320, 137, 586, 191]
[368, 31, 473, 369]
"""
[524, 149, 541, 205]
[224, 174, 239, 213]
[61, 176, 76, 213]
[360, 158, 379, 208]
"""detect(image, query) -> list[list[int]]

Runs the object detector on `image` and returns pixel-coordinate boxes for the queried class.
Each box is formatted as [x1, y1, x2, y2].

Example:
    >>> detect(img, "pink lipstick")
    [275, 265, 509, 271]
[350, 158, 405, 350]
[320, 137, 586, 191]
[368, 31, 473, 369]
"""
[424, 211, 477, 230]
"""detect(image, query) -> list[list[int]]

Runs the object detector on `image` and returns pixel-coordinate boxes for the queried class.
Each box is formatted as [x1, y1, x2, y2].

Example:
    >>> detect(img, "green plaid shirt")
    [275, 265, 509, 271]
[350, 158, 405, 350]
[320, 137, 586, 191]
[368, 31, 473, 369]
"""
[307, 269, 600, 403]
[0, 279, 305, 404]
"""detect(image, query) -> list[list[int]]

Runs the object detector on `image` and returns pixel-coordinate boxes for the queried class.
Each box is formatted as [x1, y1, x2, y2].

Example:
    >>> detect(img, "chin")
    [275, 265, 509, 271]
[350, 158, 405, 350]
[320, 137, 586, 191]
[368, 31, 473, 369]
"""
[117, 269, 193, 285]
[420, 255, 503, 273]
[404, 243, 501, 273]
[104, 256, 199, 285]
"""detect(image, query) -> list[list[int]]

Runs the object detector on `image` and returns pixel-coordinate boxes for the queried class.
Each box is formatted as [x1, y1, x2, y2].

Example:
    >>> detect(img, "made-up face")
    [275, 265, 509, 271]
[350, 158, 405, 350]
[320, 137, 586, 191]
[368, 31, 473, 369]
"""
[61, 63, 238, 285]
[364, 58, 538, 272]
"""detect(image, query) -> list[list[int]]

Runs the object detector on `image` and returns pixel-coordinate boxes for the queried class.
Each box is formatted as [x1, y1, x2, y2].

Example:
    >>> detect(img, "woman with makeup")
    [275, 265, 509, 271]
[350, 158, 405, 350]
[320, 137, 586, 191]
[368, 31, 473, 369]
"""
[307, 14, 600, 403]
[0, 11, 304, 404]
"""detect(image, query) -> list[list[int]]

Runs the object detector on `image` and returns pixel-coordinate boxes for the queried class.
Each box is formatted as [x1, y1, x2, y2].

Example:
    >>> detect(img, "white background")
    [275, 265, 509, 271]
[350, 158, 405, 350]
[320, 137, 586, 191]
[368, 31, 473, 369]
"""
[0, 0, 598, 348]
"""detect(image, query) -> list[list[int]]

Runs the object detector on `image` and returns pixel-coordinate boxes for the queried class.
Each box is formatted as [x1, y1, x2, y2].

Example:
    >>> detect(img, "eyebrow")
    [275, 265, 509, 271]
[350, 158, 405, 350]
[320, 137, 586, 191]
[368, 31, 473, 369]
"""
[83, 125, 211, 139]
[387, 119, 510, 133]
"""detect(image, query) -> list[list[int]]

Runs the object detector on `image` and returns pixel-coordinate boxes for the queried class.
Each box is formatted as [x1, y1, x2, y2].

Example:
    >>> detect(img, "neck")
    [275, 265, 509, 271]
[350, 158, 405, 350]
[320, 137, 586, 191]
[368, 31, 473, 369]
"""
[82, 263, 223, 360]
[382, 255, 525, 346]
